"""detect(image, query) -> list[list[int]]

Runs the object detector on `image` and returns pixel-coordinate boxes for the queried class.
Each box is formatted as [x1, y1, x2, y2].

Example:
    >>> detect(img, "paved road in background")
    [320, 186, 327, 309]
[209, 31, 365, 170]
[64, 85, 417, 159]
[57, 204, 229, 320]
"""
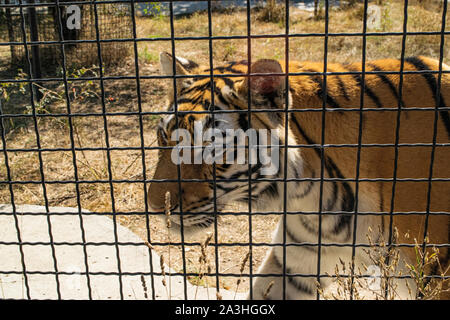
[136, 0, 343, 16]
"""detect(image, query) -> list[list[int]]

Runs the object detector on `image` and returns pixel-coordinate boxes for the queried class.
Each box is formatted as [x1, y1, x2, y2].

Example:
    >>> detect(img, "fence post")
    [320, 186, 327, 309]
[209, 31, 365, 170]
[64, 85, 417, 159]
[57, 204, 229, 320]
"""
[27, 0, 42, 102]
[5, 0, 18, 65]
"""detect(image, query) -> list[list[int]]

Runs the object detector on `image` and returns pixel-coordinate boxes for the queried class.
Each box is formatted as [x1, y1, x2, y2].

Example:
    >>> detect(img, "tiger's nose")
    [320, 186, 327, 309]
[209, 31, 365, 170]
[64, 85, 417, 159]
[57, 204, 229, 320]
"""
[147, 148, 180, 210]
[147, 204, 164, 213]
[147, 187, 179, 213]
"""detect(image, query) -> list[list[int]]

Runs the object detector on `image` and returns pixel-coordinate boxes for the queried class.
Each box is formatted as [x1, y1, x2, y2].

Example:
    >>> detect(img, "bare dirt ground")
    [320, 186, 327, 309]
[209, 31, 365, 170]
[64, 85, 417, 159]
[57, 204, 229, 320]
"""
[0, 1, 448, 293]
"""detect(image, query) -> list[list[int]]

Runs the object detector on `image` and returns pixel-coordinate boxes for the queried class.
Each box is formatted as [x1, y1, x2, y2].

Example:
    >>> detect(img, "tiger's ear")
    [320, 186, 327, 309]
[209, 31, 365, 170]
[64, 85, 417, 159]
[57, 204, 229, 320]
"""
[238, 59, 286, 109]
[160, 52, 197, 98]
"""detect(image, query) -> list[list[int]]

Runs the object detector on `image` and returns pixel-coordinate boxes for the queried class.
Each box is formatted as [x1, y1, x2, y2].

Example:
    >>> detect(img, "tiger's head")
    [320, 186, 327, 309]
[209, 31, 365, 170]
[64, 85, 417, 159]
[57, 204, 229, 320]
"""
[147, 52, 295, 229]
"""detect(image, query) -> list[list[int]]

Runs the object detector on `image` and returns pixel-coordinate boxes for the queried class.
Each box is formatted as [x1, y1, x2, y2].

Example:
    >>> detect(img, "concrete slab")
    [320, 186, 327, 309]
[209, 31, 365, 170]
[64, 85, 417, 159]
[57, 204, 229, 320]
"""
[0, 204, 246, 300]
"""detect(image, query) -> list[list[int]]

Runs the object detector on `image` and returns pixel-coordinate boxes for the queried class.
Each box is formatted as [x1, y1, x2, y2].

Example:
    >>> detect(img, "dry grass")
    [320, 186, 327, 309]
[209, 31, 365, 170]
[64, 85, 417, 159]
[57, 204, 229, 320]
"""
[2, 5, 132, 69]
[318, 227, 449, 300]
[256, 0, 285, 24]
[0, 1, 448, 295]
[134, 0, 449, 66]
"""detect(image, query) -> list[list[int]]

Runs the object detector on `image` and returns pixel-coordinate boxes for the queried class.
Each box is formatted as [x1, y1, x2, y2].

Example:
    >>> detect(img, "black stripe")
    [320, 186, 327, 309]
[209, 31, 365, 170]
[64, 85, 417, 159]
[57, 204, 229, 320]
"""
[186, 200, 214, 212]
[272, 253, 314, 295]
[379, 183, 385, 235]
[379, 183, 384, 212]
[260, 181, 279, 198]
[287, 273, 314, 295]
[290, 115, 318, 150]
[240, 183, 260, 202]
[221, 77, 235, 90]
[291, 115, 354, 239]
[176, 97, 203, 105]
[228, 67, 246, 74]
[324, 174, 338, 212]
[285, 227, 317, 253]
[215, 183, 238, 193]
[295, 181, 314, 200]
[327, 65, 351, 101]
[368, 63, 405, 108]
[326, 160, 354, 239]
[347, 66, 383, 108]
[441, 111, 450, 139]
[294, 169, 316, 200]
[217, 163, 231, 170]
[336, 75, 351, 101]
[303, 70, 342, 109]
[228, 162, 263, 180]
[175, 57, 199, 71]
[212, 82, 233, 107]
[323, 159, 338, 214]
[205, 61, 247, 74]
[181, 81, 210, 95]
[298, 215, 319, 236]
[238, 114, 249, 131]
[405, 56, 450, 139]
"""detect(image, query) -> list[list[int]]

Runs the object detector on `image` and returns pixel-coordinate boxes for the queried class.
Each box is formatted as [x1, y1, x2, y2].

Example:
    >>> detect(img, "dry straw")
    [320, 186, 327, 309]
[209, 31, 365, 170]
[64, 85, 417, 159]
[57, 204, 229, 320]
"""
[159, 254, 170, 299]
[317, 226, 449, 300]
[140, 274, 148, 299]
[234, 251, 250, 299]
[195, 232, 214, 300]
[164, 191, 172, 299]
[263, 281, 275, 300]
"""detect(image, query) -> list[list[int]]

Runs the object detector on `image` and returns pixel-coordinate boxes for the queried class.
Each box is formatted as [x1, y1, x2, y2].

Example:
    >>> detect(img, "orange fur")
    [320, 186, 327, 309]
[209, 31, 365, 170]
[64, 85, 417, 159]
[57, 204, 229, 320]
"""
[149, 54, 449, 298]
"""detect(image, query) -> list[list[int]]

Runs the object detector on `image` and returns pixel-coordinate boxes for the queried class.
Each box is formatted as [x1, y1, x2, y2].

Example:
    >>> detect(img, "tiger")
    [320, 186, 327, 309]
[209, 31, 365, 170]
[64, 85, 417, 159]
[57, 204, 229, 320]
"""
[147, 51, 449, 300]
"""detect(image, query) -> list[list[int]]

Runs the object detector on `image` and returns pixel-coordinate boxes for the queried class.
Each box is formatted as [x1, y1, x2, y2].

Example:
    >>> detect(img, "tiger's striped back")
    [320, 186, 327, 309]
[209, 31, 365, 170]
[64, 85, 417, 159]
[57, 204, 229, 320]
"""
[148, 53, 449, 299]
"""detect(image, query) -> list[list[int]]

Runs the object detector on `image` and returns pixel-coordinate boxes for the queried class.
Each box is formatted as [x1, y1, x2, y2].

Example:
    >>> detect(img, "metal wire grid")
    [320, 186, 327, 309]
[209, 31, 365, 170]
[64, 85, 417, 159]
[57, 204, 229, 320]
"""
[0, 0, 448, 300]
[1, 0, 132, 68]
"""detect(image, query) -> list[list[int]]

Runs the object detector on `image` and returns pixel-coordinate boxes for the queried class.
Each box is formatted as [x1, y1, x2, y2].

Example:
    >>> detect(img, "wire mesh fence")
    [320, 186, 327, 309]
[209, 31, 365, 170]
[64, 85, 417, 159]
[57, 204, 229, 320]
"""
[1, 0, 132, 69]
[0, 0, 449, 300]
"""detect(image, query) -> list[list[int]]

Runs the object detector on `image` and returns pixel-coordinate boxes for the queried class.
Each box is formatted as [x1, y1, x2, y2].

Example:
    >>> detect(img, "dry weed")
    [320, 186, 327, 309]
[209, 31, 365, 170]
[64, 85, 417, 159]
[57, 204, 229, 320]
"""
[317, 227, 449, 300]
[257, 0, 285, 24]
